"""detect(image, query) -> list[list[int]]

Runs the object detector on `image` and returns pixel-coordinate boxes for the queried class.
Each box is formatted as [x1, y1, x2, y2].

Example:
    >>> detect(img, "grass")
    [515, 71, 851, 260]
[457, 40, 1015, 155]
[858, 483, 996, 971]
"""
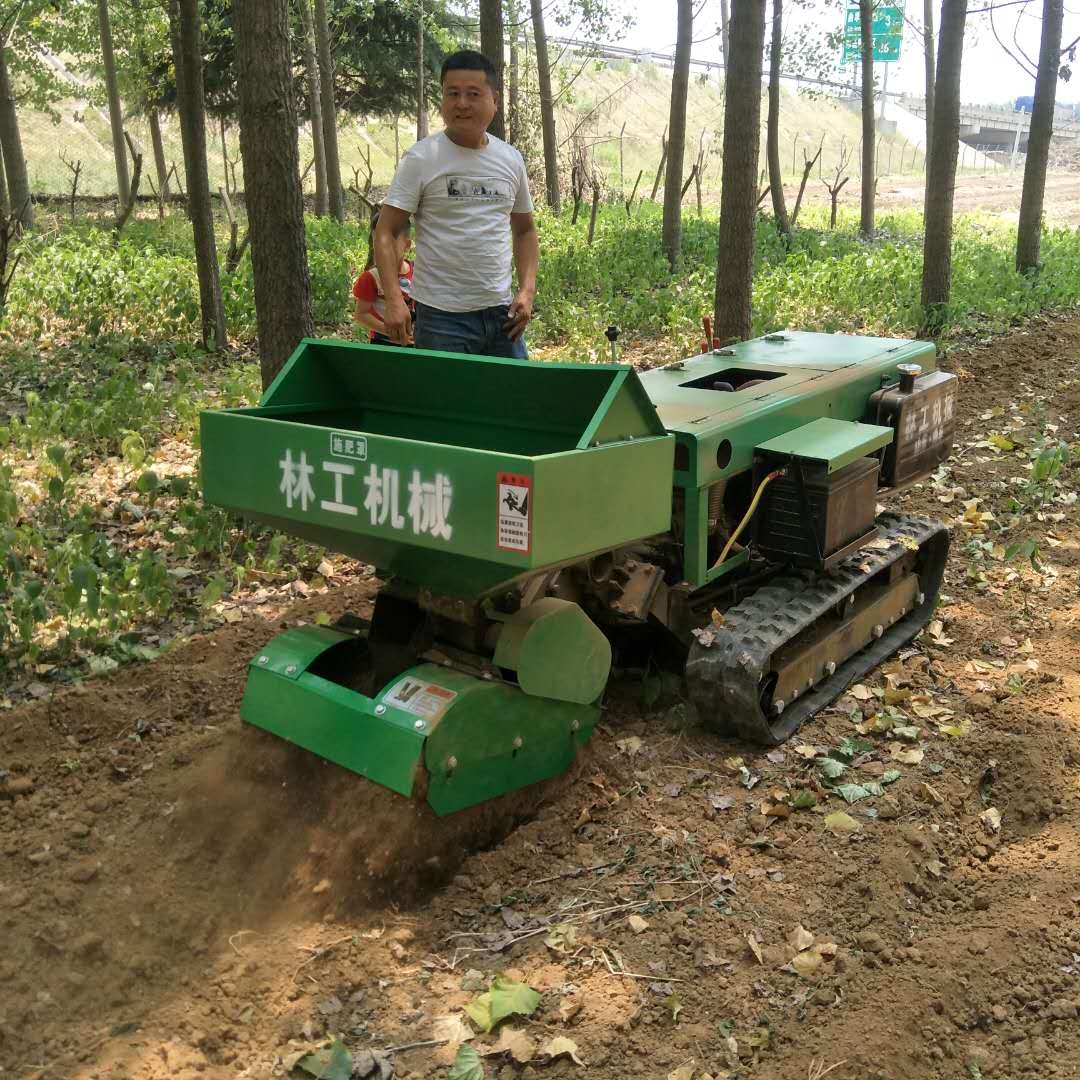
[3, 199, 1080, 697]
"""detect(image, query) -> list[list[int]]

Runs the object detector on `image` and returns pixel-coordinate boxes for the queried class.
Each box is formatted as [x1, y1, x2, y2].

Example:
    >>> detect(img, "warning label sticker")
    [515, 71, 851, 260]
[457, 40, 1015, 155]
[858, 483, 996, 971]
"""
[497, 472, 532, 553]
[383, 678, 457, 721]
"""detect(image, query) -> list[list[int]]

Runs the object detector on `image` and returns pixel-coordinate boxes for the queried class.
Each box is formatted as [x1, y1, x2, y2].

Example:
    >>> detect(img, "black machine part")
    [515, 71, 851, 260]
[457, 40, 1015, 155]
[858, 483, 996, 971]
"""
[868, 367, 958, 488]
[687, 513, 949, 745]
[751, 453, 880, 571]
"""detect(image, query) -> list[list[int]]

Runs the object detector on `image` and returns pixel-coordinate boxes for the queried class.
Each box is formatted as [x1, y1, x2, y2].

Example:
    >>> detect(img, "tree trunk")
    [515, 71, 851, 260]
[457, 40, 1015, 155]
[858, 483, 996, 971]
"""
[920, 0, 968, 335]
[0, 44, 31, 228]
[531, 0, 560, 211]
[922, 0, 935, 179]
[1016, 0, 1064, 273]
[148, 108, 170, 197]
[508, 0, 520, 146]
[859, 0, 874, 238]
[714, 0, 766, 344]
[298, 0, 329, 215]
[479, 0, 506, 139]
[219, 116, 230, 196]
[168, 0, 227, 349]
[235, 0, 315, 388]
[0, 140, 8, 215]
[767, 0, 790, 240]
[314, 0, 344, 221]
[416, 0, 428, 140]
[719, 0, 731, 71]
[662, 0, 693, 270]
[98, 0, 131, 206]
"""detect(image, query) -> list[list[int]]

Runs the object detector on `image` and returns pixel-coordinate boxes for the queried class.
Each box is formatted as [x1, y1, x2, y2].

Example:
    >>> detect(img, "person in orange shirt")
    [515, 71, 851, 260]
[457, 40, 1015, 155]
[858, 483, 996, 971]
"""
[352, 208, 415, 345]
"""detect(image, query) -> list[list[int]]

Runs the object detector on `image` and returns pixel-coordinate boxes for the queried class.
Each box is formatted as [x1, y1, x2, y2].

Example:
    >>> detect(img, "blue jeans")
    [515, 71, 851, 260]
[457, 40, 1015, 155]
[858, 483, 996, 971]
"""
[414, 302, 528, 359]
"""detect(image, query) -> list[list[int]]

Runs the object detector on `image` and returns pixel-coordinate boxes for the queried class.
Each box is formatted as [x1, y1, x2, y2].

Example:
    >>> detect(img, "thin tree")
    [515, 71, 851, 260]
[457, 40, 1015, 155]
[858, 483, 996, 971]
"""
[662, 0, 693, 270]
[314, 0, 344, 222]
[920, 0, 968, 336]
[859, 0, 874, 238]
[1016, 0, 1065, 273]
[720, 0, 731, 69]
[507, 0, 520, 144]
[714, 0, 767, 343]
[922, 0, 935, 178]
[531, 0, 559, 211]
[234, 0, 315, 388]
[479, 0, 506, 139]
[98, 0, 130, 205]
[297, 0, 328, 215]
[147, 109, 170, 198]
[766, 0, 790, 240]
[0, 38, 31, 228]
[0, 141, 8, 214]
[417, 0, 429, 140]
[168, 0, 226, 349]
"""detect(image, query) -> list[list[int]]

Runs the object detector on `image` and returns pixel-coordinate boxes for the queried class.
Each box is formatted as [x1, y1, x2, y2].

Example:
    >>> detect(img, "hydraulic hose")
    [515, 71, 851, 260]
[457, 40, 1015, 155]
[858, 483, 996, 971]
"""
[711, 468, 786, 570]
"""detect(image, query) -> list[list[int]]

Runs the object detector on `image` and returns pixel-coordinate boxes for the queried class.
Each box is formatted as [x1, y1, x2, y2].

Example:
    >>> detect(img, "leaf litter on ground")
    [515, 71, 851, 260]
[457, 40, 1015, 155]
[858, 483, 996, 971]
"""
[463, 975, 542, 1034]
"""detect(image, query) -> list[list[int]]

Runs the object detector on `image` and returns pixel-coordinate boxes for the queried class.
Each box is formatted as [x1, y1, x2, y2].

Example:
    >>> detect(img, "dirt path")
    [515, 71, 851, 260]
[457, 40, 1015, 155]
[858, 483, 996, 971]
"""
[4, 318, 1080, 1080]
[874, 171, 1080, 225]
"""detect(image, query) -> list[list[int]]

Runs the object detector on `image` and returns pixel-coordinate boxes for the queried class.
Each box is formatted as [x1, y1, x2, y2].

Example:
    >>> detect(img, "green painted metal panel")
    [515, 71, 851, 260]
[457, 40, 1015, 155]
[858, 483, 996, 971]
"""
[249, 624, 353, 678]
[531, 438, 673, 568]
[756, 418, 893, 473]
[201, 340, 673, 598]
[414, 663, 597, 816]
[641, 332, 936, 486]
[258, 337, 663, 452]
[241, 670, 426, 799]
[643, 331, 936, 587]
[493, 598, 611, 703]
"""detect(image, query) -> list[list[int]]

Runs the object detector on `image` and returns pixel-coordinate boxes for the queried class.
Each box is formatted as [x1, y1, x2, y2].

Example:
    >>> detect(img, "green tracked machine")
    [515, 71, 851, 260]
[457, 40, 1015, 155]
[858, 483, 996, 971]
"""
[200, 331, 956, 815]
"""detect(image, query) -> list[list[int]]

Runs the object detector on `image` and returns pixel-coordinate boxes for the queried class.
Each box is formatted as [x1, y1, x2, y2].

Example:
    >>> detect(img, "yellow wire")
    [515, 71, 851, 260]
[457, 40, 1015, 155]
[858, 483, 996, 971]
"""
[711, 469, 785, 570]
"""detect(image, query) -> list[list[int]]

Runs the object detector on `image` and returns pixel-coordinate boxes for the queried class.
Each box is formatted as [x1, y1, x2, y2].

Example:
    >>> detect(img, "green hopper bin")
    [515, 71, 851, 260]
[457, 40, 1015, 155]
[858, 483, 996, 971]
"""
[201, 339, 675, 597]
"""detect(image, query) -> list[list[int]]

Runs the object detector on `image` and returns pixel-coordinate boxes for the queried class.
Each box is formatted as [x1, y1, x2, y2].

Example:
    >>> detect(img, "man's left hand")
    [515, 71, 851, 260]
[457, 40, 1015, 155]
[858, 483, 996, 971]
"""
[503, 290, 534, 341]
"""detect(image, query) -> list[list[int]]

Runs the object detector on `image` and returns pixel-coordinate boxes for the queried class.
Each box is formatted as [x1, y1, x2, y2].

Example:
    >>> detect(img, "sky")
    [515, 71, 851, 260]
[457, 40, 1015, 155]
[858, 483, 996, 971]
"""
[592, 0, 1080, 107]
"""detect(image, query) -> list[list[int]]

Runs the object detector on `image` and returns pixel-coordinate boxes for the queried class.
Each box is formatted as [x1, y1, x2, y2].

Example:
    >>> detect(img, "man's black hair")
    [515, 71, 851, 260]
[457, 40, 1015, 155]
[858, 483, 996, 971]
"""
[440, 49, 499, 91]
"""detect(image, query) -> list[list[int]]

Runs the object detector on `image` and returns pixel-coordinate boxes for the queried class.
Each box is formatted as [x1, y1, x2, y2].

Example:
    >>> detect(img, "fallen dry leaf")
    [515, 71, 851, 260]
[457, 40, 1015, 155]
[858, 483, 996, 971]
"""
[746, 932, 764, 964]
[540, 1037, 585, 1066]
[888, 742, 924, 765]
[616, 736, 644, 756]
[790, 950, 823, 978]
[482, 1026, 536, 1063]
[823, 811, 861, 835]
[849, 684, 874, 701]
[916, 782, 945, 805]
[627, 914, 650, 935]
[432, 1013, 475, 1047]
[788, 925, 815, 953]
[667, 1063, 696, 1080]
[558, 997, 582, 1024]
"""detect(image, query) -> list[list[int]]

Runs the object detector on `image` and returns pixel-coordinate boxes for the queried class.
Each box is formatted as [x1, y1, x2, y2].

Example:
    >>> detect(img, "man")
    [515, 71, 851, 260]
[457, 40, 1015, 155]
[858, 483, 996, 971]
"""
[374, 50, 538, 358]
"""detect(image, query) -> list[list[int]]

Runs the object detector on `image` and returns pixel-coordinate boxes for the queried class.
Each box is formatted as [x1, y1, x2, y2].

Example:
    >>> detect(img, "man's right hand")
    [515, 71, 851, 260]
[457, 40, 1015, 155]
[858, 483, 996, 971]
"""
[382, 296, 413, 346]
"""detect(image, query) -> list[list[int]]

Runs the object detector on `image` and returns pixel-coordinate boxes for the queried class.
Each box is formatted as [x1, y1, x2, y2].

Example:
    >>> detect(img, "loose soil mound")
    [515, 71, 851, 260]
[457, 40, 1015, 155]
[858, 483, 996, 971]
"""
[4, 316, 1080, 1079]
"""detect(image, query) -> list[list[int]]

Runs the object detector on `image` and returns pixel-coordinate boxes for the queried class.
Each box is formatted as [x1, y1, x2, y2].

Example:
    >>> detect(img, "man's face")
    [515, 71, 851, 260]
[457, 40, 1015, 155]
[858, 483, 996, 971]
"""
[440, 68, 497, 142]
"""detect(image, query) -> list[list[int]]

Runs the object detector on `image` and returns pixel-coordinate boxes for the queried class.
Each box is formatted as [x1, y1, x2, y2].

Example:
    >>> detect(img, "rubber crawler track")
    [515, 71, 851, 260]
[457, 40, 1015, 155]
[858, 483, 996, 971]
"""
[686, 513, 950, 745]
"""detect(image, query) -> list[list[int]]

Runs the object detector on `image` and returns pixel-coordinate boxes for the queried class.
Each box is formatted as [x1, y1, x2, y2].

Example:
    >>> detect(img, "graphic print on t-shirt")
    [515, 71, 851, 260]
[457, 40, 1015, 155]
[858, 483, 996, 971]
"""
[446, 175, 511, 201]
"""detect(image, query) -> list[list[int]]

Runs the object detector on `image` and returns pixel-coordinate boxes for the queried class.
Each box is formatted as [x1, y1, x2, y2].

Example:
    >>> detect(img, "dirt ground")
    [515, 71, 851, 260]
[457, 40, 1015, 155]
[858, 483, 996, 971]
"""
[874, 171, 1080, 226]
[4, 318, 1080, 1080]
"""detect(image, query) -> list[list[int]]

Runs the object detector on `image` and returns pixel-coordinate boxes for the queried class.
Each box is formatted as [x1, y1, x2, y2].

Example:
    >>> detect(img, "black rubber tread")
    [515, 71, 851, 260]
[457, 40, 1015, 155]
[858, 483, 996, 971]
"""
[686, 514, 950, 746]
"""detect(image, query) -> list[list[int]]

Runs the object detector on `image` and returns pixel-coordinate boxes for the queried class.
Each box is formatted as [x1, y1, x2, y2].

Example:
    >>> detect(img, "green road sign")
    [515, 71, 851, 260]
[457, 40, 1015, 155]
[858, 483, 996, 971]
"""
[842, 4, 903, 64]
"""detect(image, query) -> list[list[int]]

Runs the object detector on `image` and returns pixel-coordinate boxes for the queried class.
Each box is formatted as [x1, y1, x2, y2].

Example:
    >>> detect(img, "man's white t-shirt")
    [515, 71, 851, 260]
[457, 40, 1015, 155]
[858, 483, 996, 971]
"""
[383, 131, 534, 313]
